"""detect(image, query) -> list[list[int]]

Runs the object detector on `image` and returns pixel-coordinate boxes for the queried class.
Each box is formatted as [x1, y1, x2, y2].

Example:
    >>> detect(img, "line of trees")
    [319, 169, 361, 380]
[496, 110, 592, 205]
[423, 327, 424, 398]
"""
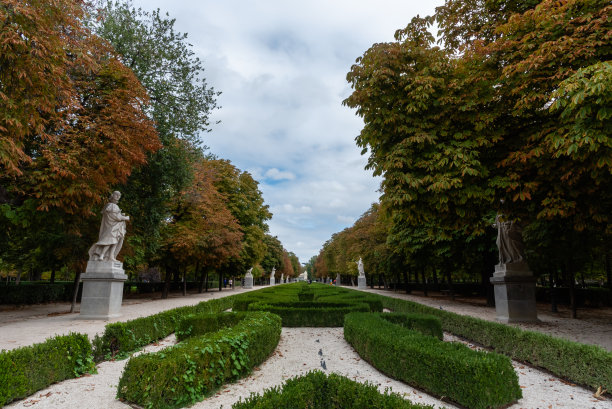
[313, 0, 611, 314]
[0, 0, 300, 296]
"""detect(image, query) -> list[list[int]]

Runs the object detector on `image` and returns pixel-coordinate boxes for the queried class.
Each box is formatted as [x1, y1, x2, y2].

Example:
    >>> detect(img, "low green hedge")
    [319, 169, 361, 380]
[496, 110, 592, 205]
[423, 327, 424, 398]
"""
[117, 311, 282, 409]
[232, 370, 433, 409]
[381, 296, 612, 391]
[248, 300, 371, 327]
[176, 311, 248, 342]
[0, 333, 95, 406]
[93, 295, 236, 360]
[0, 282, 82, 304]
[378, 312, 443, 340]
[344, 312, 521, 409]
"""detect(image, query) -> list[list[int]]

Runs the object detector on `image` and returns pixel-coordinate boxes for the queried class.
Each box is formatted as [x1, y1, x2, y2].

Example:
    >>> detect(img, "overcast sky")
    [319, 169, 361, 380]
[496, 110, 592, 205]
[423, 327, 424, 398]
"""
[130, 0, 444, 264]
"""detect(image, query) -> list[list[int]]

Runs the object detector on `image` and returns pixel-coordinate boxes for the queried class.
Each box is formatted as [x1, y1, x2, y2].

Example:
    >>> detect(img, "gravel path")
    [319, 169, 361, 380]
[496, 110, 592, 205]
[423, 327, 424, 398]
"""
[2, 286, 611, 408]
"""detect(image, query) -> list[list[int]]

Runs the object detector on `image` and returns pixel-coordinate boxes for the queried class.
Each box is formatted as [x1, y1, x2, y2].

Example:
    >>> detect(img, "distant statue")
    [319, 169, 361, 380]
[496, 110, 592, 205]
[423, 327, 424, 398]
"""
[88, 191, 129, 262]
[246, 267, 253, 277]
[271, 267, 276, 278]
[494, 214, 525, 265]
[356, 258, 365, 277]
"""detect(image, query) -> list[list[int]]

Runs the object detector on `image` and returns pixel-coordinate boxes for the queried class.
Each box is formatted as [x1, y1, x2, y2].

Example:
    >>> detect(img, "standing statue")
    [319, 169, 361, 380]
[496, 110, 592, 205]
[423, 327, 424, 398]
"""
[88, 191, 130, 262]
[271, 267, 276, 278]
[494, 214, 525, 265]
[356, 258, 365, 277]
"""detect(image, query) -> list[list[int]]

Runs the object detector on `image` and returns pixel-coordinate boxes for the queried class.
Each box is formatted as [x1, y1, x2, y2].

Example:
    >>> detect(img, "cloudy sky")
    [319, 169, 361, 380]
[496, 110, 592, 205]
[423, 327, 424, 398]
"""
[131, 0, 444, 263]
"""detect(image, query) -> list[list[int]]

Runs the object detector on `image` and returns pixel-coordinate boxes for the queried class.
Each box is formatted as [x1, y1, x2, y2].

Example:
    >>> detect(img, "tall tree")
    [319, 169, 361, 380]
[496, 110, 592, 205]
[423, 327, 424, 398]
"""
[93, 0, 220, 264]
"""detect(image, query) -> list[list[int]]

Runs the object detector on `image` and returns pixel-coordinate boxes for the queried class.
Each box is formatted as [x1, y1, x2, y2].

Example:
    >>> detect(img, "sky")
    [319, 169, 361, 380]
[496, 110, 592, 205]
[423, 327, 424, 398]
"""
[131, 0, 444, 264]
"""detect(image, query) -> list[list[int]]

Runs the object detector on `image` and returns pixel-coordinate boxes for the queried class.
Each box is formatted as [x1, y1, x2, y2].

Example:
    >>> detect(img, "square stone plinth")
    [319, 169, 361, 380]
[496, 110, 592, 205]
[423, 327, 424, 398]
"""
[270, 278, 275, 286]
[490, 275, 538, 323]
[79, 261, 128, 320]
[357, 276, 366, 289]
[243, 275, 253, 289]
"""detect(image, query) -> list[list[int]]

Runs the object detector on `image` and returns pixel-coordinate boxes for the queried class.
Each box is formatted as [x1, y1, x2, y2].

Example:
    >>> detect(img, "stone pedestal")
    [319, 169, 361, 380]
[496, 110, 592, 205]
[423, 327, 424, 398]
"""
[357, 275, 366, 289]
[244, 273, 253, 289]
[270, 277, 275, 286]
[490, 262, 538, 323]
[79, 261, 128, 320]
[335, 274, 341, 286]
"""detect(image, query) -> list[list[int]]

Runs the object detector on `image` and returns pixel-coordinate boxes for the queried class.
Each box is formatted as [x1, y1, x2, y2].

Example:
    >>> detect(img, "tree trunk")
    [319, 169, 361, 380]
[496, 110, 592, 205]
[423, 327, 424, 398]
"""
[218, 271, 223, 292]
[197, 263, 205, 293]
[182, 267, 187, 296]
[606, 247, 612, 290]
[549, 269, 558, 313]
[446, 269, 455, 301]
[162, 267, 172, 299]
[565, 262, 577, 319]
[421, 266, 428, 297]
[69, 271, 81, 313]
[403, 270, 409, 294]
[50, 268, 56, 284]
[204, 271, 209, 292]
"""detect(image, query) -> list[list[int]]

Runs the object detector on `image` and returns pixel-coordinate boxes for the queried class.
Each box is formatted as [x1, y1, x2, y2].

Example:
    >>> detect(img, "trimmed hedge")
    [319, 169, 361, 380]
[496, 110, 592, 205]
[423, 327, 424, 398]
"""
[378, 312, 443, 340]
[344, 312, 521, 409]
[117, 311, 282, 409]
[380, 296, 612, 391]
[0, 333, 95, 406]
[0, 282, 82, 304]
[248, 300, 371, 327]
[232, 370, 433, 409]
[176, 311, 248, 342]
[93, 295, 236, 360]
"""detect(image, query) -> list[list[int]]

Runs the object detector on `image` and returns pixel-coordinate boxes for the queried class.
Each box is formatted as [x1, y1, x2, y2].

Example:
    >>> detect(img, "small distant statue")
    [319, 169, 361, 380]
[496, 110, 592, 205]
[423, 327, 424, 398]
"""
[494, 213, 525, 265]
[246, 267, 253, 277]
[271, 267, 276, 278]
[89, 191, 130, 262]
[356, 258, 365, 277]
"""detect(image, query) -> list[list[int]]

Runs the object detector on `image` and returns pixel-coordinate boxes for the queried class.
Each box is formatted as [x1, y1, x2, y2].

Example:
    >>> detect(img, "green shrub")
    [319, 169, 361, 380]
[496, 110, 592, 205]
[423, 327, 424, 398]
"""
[0, 333, 94, 406]
[0, 282, 81, 304]
[93, 295, 236, 360]
[232, 371, 433, 409]
[344, 312, 521, 409]
[248, 300, 370, 327]
[117, 311, 281, 409]
[380, 296, 612, 391]
[175, 311, 248, 341]
[378, 312, 443, 340]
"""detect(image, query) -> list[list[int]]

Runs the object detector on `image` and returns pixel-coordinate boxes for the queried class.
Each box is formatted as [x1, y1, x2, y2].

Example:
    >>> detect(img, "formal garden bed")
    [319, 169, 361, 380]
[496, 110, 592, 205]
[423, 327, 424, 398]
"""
[2, 283, 611, 408]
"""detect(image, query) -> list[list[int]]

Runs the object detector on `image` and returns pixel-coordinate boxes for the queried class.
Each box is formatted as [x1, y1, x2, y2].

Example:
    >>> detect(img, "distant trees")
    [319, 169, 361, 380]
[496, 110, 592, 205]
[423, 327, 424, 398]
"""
[320, 0, 611, 299]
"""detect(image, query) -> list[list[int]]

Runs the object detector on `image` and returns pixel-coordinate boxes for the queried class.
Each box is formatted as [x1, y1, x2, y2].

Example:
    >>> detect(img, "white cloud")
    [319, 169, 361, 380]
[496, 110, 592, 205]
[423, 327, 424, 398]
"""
[265, 168, 296, 181]
[131, 0, 444, 262]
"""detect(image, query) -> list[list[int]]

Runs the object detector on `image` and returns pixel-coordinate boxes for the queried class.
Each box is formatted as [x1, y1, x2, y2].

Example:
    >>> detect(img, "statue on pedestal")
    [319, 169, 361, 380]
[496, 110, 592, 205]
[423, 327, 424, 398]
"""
[494, 214, 525, 265]
[88, 191, 130, 262]
[271, 267, 276, 278]
[356, 258, 365, 277]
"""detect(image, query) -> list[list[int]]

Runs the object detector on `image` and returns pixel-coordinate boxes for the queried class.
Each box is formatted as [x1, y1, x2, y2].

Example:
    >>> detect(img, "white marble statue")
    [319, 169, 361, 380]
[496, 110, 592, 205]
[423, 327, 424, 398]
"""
[356, 258, 365, 277]
[271, 267, 276, 278]
[88, 191, 130, 262]
[246, 267, 254, 277]
[494, 214, 525, 265]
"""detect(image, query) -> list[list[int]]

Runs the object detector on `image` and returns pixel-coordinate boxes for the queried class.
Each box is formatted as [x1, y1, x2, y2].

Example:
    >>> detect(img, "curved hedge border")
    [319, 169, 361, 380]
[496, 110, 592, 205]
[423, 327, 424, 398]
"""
[380, 295, 612, 391]
[232, 370, 433, 409]
[344, 312, 521, 409]
[117, 311, 282, 409]
[0, 333, 95, 406]
[92, 295, 236, 360]
[247, 300, 371, 327]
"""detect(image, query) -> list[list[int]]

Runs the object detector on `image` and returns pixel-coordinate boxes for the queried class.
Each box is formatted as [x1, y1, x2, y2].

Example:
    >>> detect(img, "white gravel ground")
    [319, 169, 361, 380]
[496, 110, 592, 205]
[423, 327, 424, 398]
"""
[1, 286, 611, 409]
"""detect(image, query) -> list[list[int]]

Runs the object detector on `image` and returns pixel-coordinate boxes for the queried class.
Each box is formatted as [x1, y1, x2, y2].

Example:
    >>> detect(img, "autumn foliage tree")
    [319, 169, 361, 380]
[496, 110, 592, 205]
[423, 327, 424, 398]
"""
[0, 0, 159, 275]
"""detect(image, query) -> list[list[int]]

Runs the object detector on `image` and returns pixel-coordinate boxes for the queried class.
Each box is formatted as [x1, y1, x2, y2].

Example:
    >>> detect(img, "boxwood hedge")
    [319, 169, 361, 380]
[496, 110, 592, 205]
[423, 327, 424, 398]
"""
[380, 295, 612, 391]
[344, 312, 521, 409]
[0, 333, 95, 406]
[247, 300, 371, 326]
[232, 370, 433, 409]
[117, 311, 282, 409]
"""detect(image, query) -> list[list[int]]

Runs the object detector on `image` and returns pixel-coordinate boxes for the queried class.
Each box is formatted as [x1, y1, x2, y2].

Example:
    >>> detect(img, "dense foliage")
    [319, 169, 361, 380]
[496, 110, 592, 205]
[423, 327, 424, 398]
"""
[316, 0, 611, 307]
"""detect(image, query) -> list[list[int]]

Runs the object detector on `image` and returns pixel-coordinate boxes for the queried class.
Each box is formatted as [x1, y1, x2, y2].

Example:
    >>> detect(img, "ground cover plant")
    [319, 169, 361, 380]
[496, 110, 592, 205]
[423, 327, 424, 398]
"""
[0, 333, 95, 406]
[231, 370, 434, 409]
[380, 295, 612, 391]
[344, 312, 521, 409]
[117, 311, 281, 409]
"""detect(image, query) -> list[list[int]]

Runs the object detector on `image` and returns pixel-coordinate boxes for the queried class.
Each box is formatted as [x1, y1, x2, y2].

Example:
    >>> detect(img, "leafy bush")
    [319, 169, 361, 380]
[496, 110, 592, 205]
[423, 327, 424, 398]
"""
[380, 296, 612, 391]
[93, 295, 236, 360]
[248, 300, 371, 327]
[344, 312, 521, 409]
[175, 311, 248, 341]
[117, 311, 281, 409]
[232, 370, 433, 409]
[0, 333, 95, 406]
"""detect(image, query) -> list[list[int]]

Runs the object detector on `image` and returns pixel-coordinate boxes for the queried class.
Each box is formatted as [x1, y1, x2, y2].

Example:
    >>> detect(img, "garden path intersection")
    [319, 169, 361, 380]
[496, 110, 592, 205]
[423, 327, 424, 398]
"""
[1, 286, 610, 409]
